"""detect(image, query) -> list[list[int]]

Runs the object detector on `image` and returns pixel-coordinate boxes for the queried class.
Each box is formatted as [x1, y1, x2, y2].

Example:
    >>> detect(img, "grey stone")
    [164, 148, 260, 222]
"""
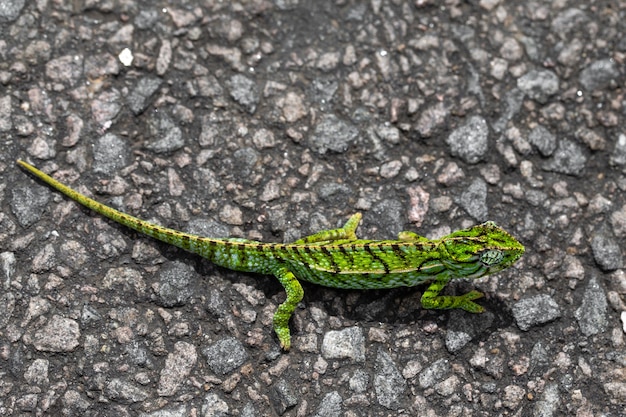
[591, 229, 623, 271]
[551, 8, 589, 39]
[541, 139, 587, 176]
[445, 310, 494, 353]
[321, 327, 365, 362]
[201, 393, 229, 417]
[456, 178, 488, 222]
[0, 95, 12, 132]
[105, 378, 149, 404]
[10, 184, 50, 227]
[0, 251, 17, 290]
[226, 74, 259, 114]
[127, 77, 162, 115]
[24, 359, 49, 385]
[374, 349, 407, 409]
[93, 133, 130, 174]
[512, 295, 561, 331]
[349, 369, 369, 393]
[145, 114, 184, 154]
[312, 391, 342, 417]
[418, 358, 450, 389]
[309, 114, 358, 154]
[0, 292, 15, 329]
[533, 383, 560, 417]
[579, 59, 619, 91]
[492, 88, 525, 133]
[269, 379, 298, 415]
[574, 275, 608, 336]
[203, 337, 248, 375]
[139, 404, 189, 417]
[610, 133, 626, 166]
[156, 261, 195, 307]
[370, 199, 404, 238]
[517, 70, 559, 103]
[0, 0, 25, 22]
[446, 116, 489, 164]
[528, 125, 557, 157]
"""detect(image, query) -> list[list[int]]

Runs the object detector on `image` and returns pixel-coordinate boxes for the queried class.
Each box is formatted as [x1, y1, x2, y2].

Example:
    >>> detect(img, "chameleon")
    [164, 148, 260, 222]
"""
[17, 159, 525, 350]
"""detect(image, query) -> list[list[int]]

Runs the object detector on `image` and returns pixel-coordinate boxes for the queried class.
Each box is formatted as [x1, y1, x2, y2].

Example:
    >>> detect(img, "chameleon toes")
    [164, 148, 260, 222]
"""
[459, 290, 486, 313]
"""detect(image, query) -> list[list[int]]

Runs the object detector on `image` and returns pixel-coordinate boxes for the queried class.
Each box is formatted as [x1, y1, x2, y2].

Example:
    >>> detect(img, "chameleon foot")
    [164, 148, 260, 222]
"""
[456, 290, 485, 313]
[421, 277, 485, 313]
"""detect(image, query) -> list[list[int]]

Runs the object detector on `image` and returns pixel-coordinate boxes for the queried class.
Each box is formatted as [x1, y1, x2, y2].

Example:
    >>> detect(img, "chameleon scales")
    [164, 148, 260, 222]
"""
[17, 160, 524, 350]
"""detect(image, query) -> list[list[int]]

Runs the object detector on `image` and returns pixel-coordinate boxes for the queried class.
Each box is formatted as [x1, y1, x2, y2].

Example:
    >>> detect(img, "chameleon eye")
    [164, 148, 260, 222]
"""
[480, 249, 504, 266]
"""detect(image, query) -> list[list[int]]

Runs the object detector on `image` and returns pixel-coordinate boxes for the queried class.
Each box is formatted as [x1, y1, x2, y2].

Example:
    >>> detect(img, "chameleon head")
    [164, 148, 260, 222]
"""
[441, 221, 525, 279]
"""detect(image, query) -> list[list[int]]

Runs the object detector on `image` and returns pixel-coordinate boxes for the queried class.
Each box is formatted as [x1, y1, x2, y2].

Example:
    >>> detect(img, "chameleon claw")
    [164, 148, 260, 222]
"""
[277, 332, 291, 351]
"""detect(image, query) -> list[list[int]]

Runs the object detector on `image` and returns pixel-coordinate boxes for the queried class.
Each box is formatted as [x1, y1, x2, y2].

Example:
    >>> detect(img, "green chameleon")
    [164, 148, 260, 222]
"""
[17, 159, 524, 350]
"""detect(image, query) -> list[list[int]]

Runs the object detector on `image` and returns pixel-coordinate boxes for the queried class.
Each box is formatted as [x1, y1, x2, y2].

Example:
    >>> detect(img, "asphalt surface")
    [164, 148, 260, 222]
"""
[1, 1, 625, 416]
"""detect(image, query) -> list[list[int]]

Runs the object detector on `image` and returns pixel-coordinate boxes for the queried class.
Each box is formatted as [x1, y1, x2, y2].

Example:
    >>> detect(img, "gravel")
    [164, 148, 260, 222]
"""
[5, 1, 626, 416]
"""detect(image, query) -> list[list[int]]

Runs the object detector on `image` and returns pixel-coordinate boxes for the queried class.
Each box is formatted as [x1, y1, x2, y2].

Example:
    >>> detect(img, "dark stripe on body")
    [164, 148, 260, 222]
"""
[286, 245, 308, 266]
[320, 246, 340, 273]
[390, 243, 405, 260]
[237, 243, 247, 267]
[338, 245, 354, 268]
[363, 244, 390, 274]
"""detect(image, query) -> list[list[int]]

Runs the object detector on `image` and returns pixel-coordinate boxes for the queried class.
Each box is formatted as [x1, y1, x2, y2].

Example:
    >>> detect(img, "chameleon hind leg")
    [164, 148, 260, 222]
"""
[421, 274, 485, 313]
[397, 230, 431, 243]
[292, 213, 362, 244]
[272, 266, 304, 350]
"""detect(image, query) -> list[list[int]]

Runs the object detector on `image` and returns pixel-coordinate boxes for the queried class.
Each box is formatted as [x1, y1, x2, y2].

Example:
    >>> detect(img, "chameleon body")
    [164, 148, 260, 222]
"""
[17, 160, 525, 350]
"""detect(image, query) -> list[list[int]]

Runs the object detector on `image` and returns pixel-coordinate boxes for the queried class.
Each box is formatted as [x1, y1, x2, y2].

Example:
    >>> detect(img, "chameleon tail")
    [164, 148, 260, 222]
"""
[16, 160, 217, 257]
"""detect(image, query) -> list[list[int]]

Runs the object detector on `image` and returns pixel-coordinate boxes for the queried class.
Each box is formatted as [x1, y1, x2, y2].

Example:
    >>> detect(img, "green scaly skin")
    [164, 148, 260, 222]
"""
[17, 160, 525, 350]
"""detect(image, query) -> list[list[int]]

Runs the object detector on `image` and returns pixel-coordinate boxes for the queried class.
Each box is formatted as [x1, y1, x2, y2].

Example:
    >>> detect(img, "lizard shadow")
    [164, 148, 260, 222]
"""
[303, 282, 516, 340]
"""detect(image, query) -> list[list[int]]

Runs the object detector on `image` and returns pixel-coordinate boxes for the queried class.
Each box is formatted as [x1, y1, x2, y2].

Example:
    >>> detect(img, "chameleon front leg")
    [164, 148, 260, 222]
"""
[292, 213, 362, 244]
[421, 273, 485, 313]
[272, 265, 304, 350]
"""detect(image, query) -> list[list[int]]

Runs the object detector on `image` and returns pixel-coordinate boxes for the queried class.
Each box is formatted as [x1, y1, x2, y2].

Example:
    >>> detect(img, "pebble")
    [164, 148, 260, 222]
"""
[145, 114, 185, 154]
[309, 114, 358, 154]
[574, 276, 608, 336]
[579, 59, 619, 91]
[527, 125, 557, 157]
[156, 261, 195, 307]
[32, 315, 80, 352]
[127, 77, 162, 115]
[0, 95, 12, 132]
[226, 74, 259, 114]
[321, 327, 365, 362]
[202, 337, 248, 375]
[541, 139, 587, 176]
[93, 133, 130, 174]
[157, 341, 198, 396]
[374, 349, 406, 410]
[591, 229, 623, 271]
[446, 116, 488, 164]
[512, 295, 561, 331]
[456, 178, 488, 222]
[517, 69, 559, 104]
[0, 0, 25, 22]
[10, 184, 50, 227]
